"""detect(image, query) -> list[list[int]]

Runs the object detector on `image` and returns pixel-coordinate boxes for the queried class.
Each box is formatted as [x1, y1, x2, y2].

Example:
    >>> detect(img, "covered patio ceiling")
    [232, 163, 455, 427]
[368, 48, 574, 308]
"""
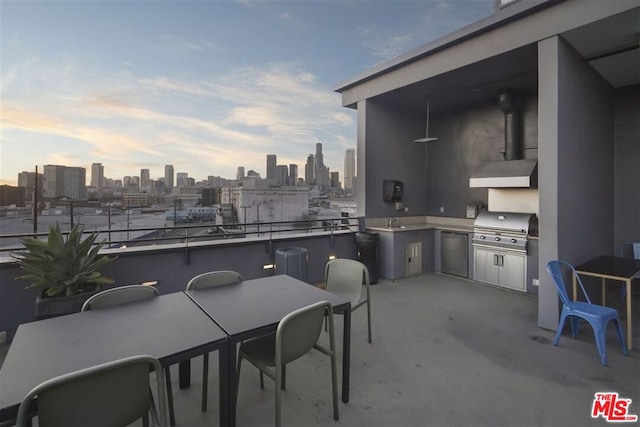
[366, 7, 638, 115]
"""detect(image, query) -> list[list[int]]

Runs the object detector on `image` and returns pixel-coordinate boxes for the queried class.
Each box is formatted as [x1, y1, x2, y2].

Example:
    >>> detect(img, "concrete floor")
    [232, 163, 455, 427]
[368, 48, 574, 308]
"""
[2, 272, 639, 426]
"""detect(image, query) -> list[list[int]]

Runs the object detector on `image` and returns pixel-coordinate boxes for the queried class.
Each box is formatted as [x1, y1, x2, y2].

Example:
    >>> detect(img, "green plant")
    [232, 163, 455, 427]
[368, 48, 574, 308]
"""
[13, 223, 117, 297]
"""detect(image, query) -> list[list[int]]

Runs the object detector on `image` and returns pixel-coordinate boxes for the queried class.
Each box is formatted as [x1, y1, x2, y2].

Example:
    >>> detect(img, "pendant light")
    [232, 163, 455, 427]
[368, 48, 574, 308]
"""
[413, 97, 438, 143]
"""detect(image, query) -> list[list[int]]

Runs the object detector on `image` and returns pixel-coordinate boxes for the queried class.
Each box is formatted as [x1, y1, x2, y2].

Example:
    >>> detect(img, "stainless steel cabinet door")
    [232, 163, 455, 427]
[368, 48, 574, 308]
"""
[499, 252, 526, 291]
[474, 247, 499, 284]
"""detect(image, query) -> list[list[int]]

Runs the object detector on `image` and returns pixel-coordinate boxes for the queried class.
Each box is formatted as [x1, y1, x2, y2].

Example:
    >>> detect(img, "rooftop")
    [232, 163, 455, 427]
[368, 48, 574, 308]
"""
[4, 272, 635, 426]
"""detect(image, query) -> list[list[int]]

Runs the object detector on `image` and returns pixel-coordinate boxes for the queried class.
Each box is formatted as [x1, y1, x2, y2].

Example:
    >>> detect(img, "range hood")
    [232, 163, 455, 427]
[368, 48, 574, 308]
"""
[469, 158, 537, 188]
[469, 91, 538, 188]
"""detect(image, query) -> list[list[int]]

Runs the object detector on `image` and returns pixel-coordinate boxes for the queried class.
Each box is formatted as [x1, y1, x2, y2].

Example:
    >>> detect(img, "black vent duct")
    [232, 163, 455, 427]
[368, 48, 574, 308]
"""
[498, 90, 521, 161]
[469, 90, 537, 188]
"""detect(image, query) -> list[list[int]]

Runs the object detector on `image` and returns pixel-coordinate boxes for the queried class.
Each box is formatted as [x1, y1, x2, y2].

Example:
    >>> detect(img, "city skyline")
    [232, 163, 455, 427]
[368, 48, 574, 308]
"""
[0, 1, 493, 186]
[16, 141, 342, 190]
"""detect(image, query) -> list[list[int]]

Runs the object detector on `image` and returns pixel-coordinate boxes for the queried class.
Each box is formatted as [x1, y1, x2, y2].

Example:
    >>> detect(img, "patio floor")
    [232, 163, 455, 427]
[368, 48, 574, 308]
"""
[2, 272, 639, 426]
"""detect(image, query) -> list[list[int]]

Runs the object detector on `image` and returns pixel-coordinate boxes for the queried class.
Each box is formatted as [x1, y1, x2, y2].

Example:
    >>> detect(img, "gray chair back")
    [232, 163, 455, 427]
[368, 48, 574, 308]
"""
[186, 270, 242, 290]
[81, 285, 159, 311]
[16, 355, 167, 427]
[276, 300, 329, 365]
[325, 259, 369, 305]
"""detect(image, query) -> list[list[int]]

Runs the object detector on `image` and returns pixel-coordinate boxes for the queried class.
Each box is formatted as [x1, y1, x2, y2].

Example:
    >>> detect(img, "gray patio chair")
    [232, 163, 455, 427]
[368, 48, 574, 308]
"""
[236, 300, 339, 427]
[81, 284, 160, 311]
[81, 285, 166, 425]
[325, 258, 372, 343]
[186, 270, 242, 412]
[16, 354, 167, 427]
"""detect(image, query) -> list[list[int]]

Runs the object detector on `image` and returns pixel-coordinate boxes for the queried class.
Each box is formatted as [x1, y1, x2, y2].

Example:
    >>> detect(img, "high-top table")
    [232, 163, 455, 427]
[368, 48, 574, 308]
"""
[574, 255, 640, 350]
[186, 274, 351, 427]
[0, 292, 230, 426]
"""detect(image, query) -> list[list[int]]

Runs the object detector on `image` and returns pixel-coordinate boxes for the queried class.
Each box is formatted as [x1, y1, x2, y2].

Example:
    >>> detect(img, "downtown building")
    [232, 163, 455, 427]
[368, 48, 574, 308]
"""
[17, 171, 44, 203]
[220, 185, 309, 224]
[42, 165, 87, 200]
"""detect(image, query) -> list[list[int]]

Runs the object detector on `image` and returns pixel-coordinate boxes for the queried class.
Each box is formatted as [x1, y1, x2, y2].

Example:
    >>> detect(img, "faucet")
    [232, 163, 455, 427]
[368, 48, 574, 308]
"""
[387, 217, 400, 227]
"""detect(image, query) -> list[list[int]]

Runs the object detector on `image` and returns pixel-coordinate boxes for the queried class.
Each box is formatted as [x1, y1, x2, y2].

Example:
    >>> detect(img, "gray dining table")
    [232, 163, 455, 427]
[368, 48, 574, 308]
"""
[0, 292, 230, 427]
[185, 274, 352, 427]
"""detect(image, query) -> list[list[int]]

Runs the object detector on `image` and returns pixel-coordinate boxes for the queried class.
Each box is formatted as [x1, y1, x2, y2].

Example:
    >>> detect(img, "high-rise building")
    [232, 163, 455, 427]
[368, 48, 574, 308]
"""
[43, 165, 87, 200]
[330, 172, 340, 189]
[18, 171, 44, 202]
[237, 166, 245, 180]
[344, 148, 355, 191]
[275, 165, 288, 186]
[305, 154, 315, 185]
[289, 164, 298, 186]
[176, 172, 189, 188]
[314, 143, 329, 191]
[164, 165, 174, 192]
[266, 154, 277, 180]
[140, 169, 150, 186]
[91, 163, 104, 188]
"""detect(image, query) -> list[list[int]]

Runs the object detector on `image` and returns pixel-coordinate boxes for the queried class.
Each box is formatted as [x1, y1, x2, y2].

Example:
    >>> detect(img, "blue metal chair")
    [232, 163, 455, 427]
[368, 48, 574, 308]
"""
[546, 260, 628, 366]
[619, 242, 640, 300]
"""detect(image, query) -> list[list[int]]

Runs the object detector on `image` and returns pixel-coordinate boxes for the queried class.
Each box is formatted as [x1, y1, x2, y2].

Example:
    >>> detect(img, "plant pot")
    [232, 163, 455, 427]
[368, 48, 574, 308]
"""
[35, 285, 102, 320]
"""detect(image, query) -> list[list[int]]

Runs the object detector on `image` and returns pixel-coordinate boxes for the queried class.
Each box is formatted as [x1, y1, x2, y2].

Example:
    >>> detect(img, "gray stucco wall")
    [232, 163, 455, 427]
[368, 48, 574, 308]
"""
[361, 99, 426, 218]
[538, 35, 614, 330]
[426, 97, 538, 217]
[361, 95, 539, 220]
[613, 85, 640, 249]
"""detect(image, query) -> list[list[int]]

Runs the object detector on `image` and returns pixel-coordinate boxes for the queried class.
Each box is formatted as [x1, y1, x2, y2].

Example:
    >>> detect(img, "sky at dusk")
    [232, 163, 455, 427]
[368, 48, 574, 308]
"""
[1, 0, 493, 186]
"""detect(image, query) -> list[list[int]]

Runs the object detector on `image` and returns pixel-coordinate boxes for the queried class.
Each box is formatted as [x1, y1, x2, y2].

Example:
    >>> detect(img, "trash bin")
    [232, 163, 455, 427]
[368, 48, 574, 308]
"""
[275, 247, 308, 282]
[355, 232, 379, 284]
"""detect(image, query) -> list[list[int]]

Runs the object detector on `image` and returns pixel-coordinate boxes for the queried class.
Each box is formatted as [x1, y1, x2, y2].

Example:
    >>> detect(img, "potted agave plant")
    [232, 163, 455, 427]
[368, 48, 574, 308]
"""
[12, 223, 117, 319]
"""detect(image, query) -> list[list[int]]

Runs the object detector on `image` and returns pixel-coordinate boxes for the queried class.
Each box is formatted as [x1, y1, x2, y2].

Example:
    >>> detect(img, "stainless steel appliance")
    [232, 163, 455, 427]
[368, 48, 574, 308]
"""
[441, 231, 468, 278]
[472, 211, 537, 291]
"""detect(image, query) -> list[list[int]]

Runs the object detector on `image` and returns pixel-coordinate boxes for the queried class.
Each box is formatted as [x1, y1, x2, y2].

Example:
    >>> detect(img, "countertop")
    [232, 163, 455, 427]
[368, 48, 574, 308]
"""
[365, 216, 474, 234]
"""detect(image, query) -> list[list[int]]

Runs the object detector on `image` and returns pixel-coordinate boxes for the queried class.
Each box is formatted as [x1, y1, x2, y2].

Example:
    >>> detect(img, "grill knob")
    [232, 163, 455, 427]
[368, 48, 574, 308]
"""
[511, 238, 517, 243]
[495, 236, 500, 241]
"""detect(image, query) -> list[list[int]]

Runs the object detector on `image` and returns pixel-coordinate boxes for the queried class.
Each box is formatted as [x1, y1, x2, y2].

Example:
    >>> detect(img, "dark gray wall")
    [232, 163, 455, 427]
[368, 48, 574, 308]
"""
[556, 37, 613, 263]
[426, 97, 538, 217]
[361, 93, 539, 220]
[363, 99, 426, 218]
[613, 85, 640, 250]
[0, 233, 357, 340]
[538, 36, 614, 330]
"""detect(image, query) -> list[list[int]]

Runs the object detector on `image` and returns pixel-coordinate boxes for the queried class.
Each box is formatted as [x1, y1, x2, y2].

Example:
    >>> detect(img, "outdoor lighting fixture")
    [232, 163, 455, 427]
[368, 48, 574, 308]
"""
[413, 97, 439, 143]
[262, 263, 275, 270]
[141, 280, 159, 287]
[328, 254, 337, 260]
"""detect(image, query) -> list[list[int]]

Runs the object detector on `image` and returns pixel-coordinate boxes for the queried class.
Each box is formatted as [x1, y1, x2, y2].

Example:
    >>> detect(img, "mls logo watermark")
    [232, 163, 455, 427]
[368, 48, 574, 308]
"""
[592, 392, 638, 423]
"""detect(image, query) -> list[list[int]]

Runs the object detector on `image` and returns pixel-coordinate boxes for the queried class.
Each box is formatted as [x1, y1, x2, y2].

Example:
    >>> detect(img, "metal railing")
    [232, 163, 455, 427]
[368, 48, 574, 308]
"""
[0, 216, 360, 256]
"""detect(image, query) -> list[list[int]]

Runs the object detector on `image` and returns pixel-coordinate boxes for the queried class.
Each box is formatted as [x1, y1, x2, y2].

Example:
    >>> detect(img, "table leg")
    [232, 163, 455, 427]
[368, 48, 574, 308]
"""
[573, 275, 577, 301]
[218, 342, 231, 427]
[227, 340, 238, 427]
[342, 308, 351, 403]
[601, 278, 606, 306]
[626, 279, 632, 350]
[179, 360, 191, 389]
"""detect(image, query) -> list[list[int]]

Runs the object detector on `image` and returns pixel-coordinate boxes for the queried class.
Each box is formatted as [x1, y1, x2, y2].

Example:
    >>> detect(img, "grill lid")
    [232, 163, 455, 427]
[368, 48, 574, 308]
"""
[473, 211, 537, 235]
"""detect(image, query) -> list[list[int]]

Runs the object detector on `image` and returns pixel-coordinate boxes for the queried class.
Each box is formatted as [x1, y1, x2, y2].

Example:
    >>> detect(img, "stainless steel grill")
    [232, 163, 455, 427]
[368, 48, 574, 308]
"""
[472, 211, 537, 253]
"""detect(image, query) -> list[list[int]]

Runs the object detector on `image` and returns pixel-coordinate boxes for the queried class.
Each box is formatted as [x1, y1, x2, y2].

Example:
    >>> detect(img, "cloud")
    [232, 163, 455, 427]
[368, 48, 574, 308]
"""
[158, 35, 218, 52]
[361, 29, 415, 60]
[0, 57, 355, 183]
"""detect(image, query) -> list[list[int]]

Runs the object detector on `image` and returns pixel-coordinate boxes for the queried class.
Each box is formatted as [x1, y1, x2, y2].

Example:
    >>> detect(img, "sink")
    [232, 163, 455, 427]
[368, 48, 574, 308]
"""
[387, 225, 415, 229]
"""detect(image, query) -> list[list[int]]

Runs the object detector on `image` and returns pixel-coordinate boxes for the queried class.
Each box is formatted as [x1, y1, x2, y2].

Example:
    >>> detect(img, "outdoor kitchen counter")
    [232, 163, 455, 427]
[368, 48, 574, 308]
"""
[366, 223, 473, 233]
